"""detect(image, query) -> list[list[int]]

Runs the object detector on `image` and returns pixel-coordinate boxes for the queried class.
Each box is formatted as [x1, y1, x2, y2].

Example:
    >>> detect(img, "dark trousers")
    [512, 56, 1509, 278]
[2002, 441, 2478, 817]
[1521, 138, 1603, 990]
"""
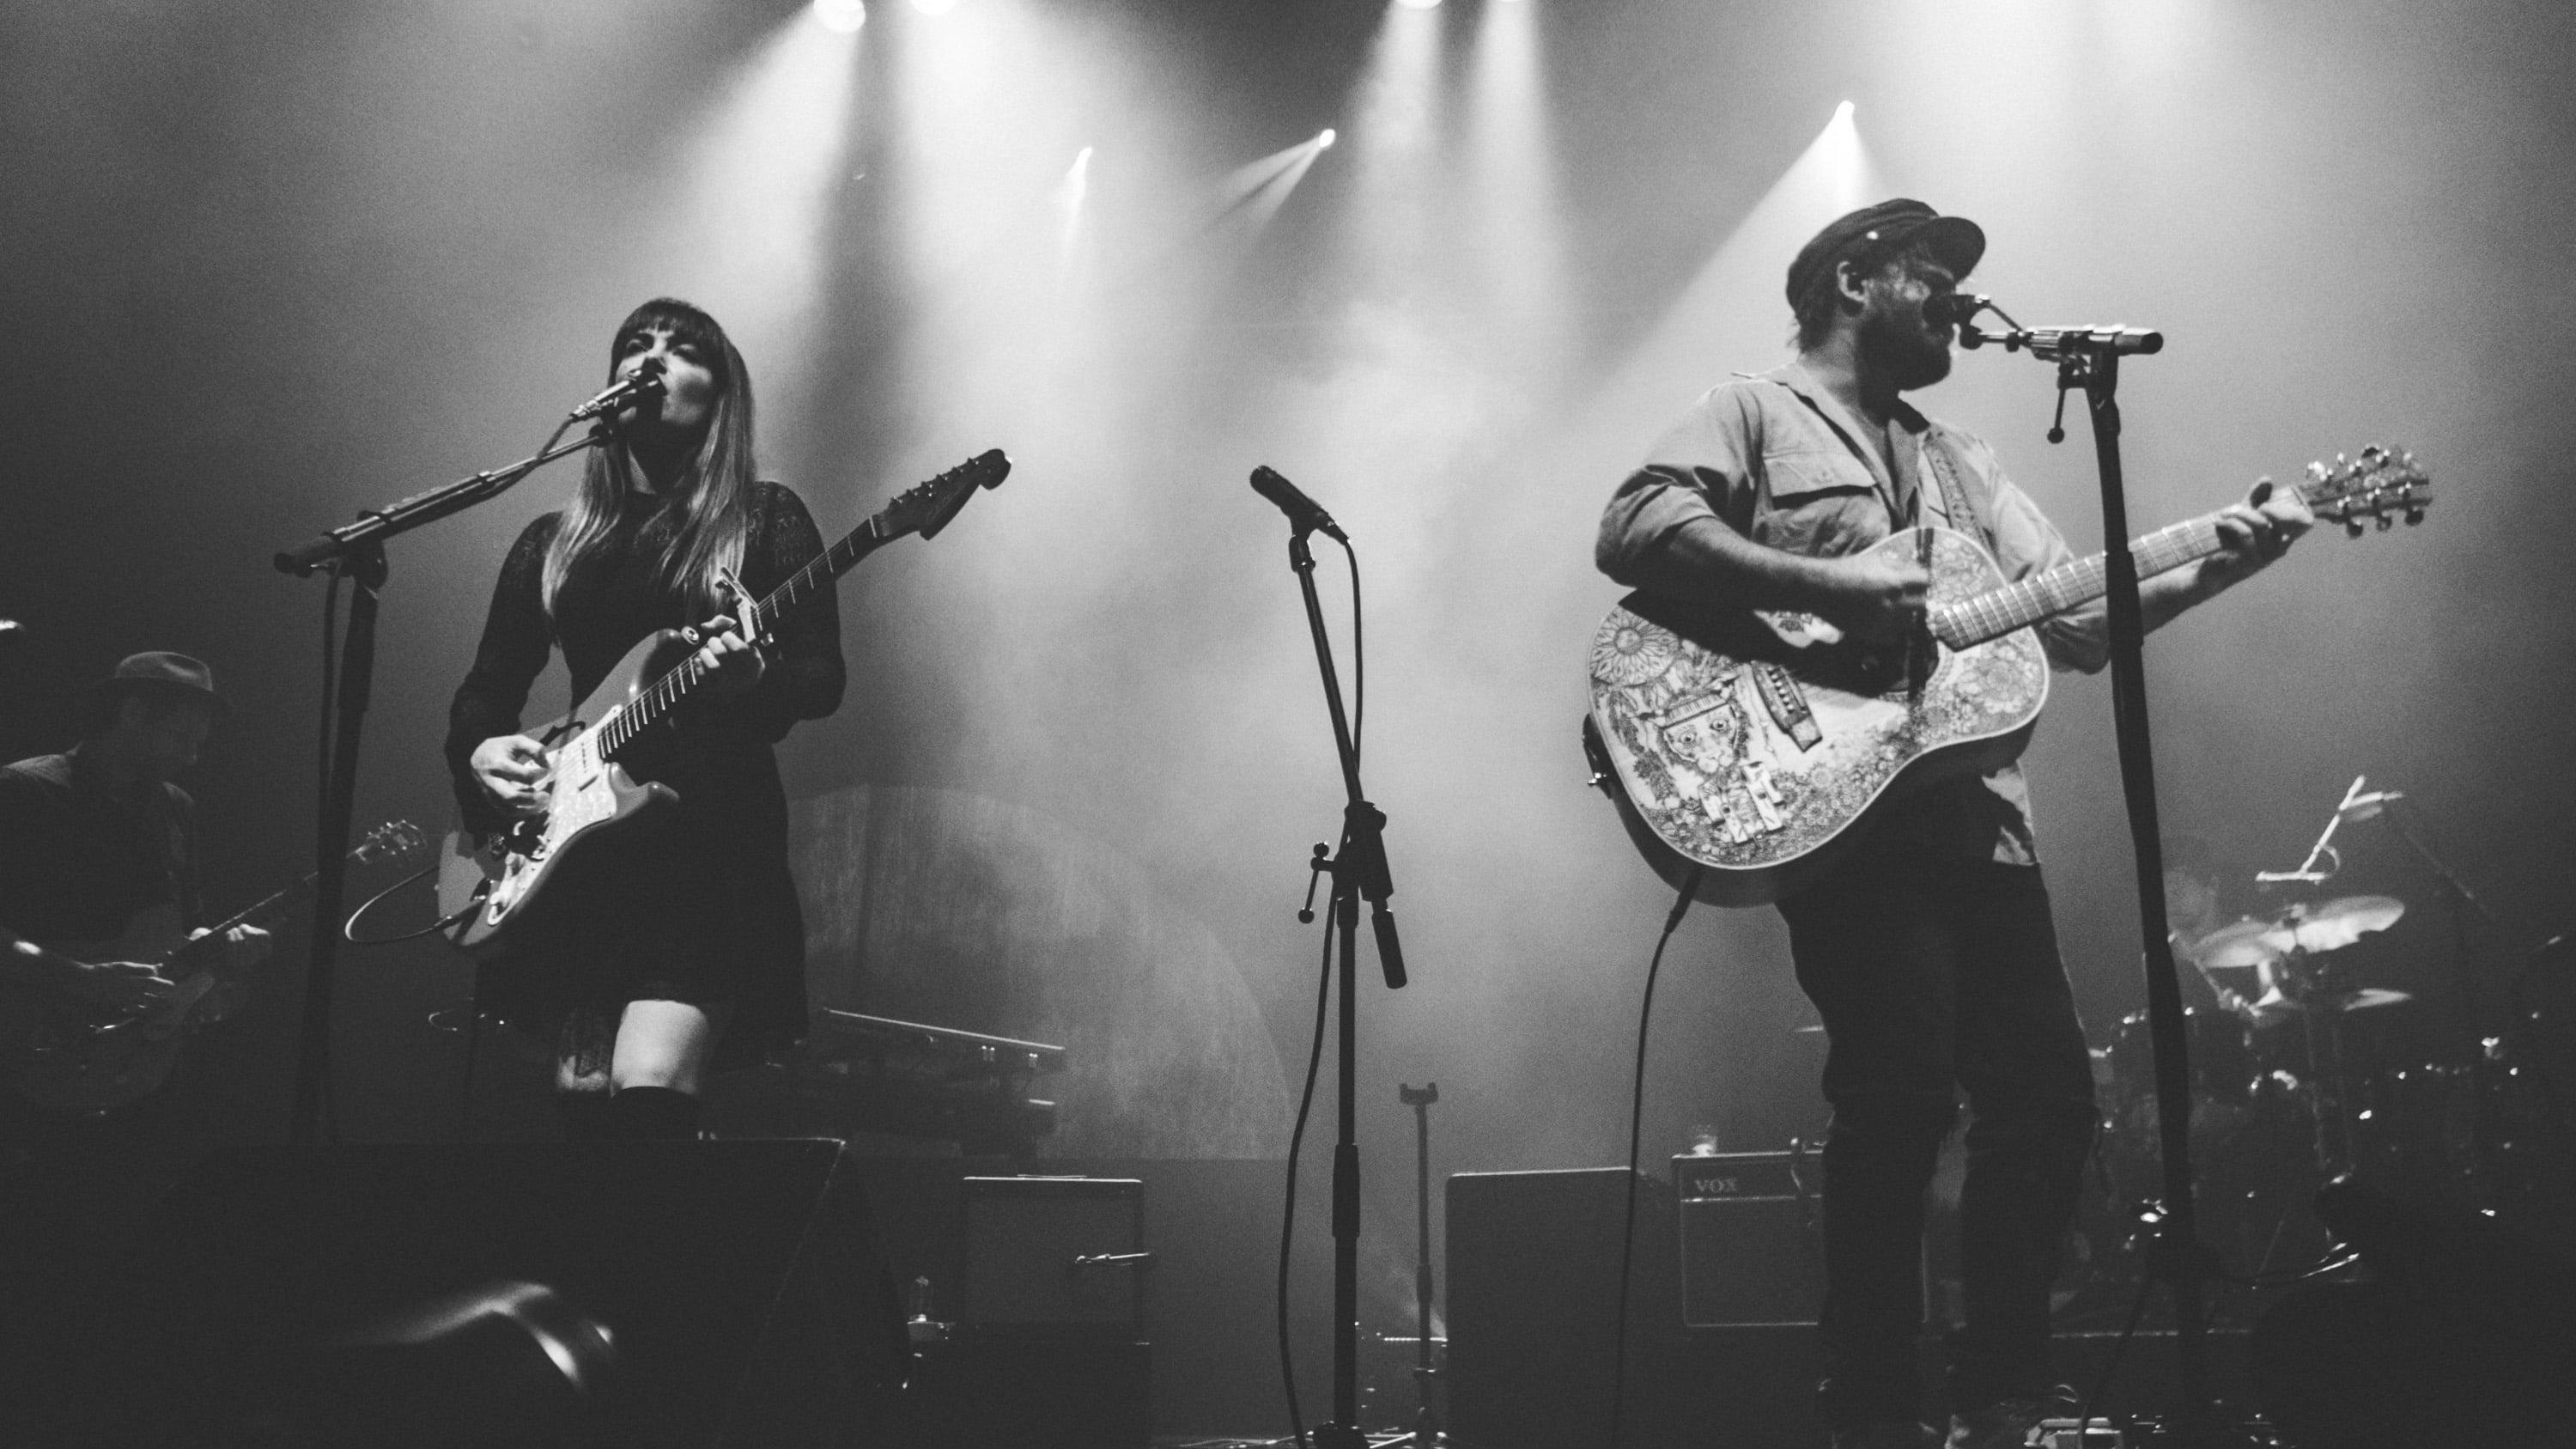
[1777, 849, 2099, 1425]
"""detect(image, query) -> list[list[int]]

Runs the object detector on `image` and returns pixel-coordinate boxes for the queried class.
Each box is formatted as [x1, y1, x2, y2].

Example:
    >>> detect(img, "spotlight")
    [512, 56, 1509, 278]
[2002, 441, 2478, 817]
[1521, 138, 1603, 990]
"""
[1834, 100, 1855, 122]
[814, 0, 866, 31]
[1315, 128, 1338, 150]
[1394, 0, 1443, 9]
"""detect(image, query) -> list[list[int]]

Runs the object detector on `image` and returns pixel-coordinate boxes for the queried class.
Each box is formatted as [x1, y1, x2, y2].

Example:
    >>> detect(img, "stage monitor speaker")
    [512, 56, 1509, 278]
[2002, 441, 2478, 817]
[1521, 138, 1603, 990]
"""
[1674, 1150, 1820, 1328]
[1445, 1167, 1685, 1449]
[13, 1139, 907, 1448]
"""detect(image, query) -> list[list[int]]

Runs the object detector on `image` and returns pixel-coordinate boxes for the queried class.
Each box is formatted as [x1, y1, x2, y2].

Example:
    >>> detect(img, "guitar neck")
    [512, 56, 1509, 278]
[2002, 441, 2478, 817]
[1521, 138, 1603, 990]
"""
[1933, 509, 2233, 648]
[598, 517, 893, 752]
[160, 875, 313, 975]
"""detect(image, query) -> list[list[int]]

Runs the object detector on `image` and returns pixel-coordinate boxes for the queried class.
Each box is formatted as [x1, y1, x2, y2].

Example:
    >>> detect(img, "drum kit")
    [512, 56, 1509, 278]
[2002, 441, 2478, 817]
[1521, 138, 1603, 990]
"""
[2087, 778, 2533, 1306]
[2086, 890, 2458, 1318]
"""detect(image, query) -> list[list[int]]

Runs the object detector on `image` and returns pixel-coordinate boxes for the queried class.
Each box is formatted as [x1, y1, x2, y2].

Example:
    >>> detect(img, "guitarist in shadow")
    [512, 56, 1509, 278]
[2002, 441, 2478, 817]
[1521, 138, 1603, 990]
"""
[0, 651, 274, 1119]
[1595, 201, 2313, 1449]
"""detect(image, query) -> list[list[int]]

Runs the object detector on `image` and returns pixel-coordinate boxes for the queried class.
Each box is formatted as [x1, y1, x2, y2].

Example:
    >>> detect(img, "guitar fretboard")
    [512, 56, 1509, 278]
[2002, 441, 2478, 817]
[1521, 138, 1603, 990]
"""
[1933, 514, 2225, 648]
[593, 518, 890, 758]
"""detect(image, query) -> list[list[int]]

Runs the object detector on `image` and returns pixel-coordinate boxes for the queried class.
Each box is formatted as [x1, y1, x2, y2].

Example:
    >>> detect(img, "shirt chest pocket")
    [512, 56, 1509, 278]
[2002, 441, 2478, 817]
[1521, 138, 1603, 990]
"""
[1753, 449, 1885, 557]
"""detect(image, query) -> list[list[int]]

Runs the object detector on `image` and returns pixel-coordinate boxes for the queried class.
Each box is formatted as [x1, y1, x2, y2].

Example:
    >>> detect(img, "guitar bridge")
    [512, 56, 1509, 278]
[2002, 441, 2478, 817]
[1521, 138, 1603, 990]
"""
[1751, 663, 1823, 752]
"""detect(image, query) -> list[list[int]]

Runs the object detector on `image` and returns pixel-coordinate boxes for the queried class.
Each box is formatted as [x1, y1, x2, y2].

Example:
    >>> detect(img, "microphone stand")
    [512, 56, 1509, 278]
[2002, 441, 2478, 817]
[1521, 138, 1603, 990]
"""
[271, 421, 605, 1146]
[1961, 308, 2233, 1445]
[1278, 513, 1406, 1449]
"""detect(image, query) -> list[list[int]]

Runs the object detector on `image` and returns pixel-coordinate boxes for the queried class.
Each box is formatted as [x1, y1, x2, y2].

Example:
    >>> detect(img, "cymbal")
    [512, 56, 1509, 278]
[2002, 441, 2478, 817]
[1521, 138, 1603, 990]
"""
[2276, 895, 2405, 953]
[2187, 895, 2407, 968]
[2186, 917, 2288, 972]
[2245, 985, 2414, 1015]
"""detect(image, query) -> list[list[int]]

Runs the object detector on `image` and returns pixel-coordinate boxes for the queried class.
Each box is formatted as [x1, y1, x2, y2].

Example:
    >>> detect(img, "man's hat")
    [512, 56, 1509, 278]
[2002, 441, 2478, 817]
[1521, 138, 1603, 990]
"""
[90, 651, 228, 719]
[1785, 198, 1987, 309]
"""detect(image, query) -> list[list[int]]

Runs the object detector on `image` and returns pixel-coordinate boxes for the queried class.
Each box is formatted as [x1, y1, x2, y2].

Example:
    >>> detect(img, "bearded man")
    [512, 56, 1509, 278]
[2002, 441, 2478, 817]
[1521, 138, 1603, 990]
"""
[1595, 200, 2312, 1449]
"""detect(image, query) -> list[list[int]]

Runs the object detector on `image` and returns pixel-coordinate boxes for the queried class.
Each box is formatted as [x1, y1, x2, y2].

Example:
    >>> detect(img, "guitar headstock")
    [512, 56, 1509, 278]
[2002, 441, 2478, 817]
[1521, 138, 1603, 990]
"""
[355, 819, 428, 868]
[2295, 444, 2432, 537]
[875, 448, 1012, 542]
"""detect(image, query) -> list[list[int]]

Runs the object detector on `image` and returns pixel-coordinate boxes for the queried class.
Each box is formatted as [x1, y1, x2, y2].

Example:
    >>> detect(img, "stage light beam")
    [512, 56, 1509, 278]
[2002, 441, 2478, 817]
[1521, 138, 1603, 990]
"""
[647, 11, 865, 429]
[813, 0, 866, 33]
[1465, 0, 1567, 356]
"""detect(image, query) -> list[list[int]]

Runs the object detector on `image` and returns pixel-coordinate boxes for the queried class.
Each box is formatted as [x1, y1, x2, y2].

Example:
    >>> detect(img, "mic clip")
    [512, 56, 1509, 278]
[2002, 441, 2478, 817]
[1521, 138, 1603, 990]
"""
[569, 357, 667, 423]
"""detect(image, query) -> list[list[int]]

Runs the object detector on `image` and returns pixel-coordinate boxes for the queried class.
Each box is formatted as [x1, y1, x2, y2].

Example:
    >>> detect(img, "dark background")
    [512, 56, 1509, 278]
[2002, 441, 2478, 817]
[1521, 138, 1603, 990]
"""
[5, 0, 2571, 1355]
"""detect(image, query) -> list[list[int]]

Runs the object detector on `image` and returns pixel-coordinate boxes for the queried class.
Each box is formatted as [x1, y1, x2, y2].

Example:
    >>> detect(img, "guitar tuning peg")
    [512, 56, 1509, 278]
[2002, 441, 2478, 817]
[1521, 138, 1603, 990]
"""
[2345, 520, 2366, 539]
[2403, 508, 2425, 526]
[2375, 513, 2394, 532]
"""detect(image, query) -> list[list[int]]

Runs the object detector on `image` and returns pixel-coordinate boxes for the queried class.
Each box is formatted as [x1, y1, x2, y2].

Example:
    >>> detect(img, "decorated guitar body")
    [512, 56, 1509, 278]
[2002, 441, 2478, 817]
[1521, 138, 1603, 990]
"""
[1585, 527, 2045, 906]
[438, 448, 1011, 957]
[1584, 445, 2433, 906]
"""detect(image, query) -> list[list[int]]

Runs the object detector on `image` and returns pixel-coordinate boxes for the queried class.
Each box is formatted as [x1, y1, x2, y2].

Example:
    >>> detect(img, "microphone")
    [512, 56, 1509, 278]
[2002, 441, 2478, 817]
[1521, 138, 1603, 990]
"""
[1249, 466, 1348, 543]
[1931, 293, 1993, 331]
[2020, 326, 2163, 356]
[568, 357, 666, 423]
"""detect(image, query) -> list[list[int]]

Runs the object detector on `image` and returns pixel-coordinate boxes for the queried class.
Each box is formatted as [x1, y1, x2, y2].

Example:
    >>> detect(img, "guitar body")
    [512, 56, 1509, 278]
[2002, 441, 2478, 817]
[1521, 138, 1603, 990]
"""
[1584, 526, 2049, 906]
[10, 906, 212, 1114]
[438, 630, 689, 956]
[5, 819, 422, 1115]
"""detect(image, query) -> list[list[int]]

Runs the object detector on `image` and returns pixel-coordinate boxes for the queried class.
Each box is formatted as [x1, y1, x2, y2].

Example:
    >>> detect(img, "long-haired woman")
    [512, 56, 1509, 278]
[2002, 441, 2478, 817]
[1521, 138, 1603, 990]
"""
[447, 298, 844, 1140]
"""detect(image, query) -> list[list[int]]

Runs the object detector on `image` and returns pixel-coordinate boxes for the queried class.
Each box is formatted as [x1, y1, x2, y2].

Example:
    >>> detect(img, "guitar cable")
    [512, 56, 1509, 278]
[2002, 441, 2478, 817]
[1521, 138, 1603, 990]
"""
[1275, 533, 1364, 1449]
[341, 862, 470, 947]
[1607, 867, 1699, 1449]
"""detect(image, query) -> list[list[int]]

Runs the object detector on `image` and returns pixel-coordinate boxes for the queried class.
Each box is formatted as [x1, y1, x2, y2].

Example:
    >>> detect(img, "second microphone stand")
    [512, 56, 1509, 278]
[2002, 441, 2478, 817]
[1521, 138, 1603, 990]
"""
[1280, 520, 1406, 1449]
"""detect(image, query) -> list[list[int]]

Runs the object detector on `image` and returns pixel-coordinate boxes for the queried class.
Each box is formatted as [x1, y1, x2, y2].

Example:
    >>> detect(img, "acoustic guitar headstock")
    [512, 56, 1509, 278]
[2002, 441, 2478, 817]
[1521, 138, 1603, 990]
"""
[2294, 444, 2432, 537]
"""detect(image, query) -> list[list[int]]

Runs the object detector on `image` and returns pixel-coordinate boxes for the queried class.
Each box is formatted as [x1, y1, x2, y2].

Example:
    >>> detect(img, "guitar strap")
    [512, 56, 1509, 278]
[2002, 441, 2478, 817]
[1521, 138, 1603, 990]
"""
[1919, 429, 1996, 552]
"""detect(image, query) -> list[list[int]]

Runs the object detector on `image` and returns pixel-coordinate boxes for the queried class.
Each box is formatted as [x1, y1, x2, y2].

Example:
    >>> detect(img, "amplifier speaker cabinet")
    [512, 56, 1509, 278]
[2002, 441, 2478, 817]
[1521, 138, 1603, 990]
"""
[1673, 1151, 1820, 1329]
[960, 1175, 1146, 1336]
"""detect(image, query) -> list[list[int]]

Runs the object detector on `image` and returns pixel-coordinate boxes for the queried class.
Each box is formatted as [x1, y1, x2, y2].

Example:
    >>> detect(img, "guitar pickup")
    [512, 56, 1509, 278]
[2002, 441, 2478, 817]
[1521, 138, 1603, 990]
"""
[1751, 663, 1823, 752]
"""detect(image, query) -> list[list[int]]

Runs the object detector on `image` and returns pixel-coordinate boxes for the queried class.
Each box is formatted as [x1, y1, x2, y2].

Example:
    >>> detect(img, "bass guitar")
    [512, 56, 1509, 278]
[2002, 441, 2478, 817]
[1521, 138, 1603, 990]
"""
[437, 448, 1011, 953]
[8, 819, 427, 1113]
[1582, 445, 2431, 906]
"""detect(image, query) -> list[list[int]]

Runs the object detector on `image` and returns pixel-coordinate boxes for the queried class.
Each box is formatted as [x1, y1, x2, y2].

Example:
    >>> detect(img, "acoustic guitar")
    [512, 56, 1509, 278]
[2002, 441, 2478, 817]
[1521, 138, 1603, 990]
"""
[437, 449, 1010, 954]
[1582, 445, 2431, 905]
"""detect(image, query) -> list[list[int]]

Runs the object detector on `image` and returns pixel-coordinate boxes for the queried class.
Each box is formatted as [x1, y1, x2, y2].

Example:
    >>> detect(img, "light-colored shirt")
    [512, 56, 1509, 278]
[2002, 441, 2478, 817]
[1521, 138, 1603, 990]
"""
[1595, 361, 2109, 866]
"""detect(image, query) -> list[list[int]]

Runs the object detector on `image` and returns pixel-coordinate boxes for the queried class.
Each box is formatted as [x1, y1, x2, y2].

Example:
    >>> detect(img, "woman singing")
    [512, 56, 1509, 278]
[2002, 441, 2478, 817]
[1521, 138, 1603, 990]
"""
[447, 298, 844, 1141]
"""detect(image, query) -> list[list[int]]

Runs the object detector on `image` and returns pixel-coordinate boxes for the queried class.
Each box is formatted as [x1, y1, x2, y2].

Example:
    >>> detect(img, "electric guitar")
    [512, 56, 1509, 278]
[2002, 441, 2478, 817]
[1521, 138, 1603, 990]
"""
[7, 819, 427, 1113]
[1582, 445, 2432, 906]
[437, 449, 1012, 954]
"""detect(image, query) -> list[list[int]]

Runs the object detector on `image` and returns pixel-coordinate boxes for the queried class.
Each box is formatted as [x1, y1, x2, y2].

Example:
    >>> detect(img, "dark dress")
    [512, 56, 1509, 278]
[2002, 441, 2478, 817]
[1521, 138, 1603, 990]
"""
[444, 481, 844, 1066]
